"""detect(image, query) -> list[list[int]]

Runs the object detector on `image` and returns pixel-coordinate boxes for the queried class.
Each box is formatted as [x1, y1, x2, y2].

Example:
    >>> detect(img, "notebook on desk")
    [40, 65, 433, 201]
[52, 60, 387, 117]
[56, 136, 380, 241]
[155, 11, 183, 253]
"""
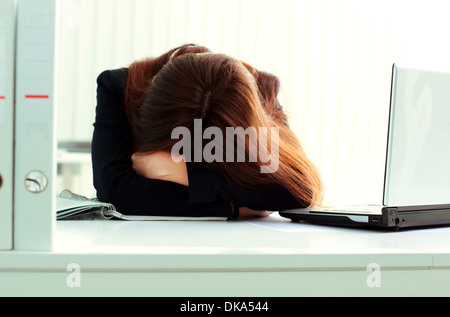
[280, 64, 450, 229]
[57, 190, 227, 221]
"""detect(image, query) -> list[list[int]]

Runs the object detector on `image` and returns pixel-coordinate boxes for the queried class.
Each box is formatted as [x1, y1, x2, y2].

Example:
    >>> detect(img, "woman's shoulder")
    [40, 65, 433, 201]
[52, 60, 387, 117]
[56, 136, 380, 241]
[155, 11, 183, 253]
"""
[97, 68, 129, 95]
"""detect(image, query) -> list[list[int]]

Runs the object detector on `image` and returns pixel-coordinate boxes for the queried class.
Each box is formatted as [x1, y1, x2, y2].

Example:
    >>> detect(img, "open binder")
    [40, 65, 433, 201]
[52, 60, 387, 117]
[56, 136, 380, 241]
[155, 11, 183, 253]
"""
[57, 190, 227, 221]
[57, 190, 114, 220]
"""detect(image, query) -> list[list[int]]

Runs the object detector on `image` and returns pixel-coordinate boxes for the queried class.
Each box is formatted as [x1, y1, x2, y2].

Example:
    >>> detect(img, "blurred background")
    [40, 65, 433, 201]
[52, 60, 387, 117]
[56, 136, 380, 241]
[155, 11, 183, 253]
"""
[56, 0, 450, 205]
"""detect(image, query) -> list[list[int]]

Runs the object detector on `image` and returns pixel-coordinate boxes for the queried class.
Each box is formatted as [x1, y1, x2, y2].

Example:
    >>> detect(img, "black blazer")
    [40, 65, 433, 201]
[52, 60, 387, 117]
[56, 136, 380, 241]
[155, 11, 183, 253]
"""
[91, 68, 305, 217]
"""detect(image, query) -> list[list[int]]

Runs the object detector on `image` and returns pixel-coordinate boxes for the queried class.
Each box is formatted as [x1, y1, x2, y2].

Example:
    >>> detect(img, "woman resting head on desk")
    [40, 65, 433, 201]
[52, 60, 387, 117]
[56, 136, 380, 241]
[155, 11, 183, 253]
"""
[92, 44, 323, 219]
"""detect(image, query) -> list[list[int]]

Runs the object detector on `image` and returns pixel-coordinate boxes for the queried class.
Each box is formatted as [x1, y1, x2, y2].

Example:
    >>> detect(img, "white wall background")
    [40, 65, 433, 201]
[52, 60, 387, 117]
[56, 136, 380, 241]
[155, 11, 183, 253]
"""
[56, 0, 450, 204]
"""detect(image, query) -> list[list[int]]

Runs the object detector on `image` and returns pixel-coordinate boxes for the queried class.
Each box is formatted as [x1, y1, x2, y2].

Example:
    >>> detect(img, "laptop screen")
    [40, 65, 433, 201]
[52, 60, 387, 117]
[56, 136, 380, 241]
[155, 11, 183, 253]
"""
[384, 65, 450, 206]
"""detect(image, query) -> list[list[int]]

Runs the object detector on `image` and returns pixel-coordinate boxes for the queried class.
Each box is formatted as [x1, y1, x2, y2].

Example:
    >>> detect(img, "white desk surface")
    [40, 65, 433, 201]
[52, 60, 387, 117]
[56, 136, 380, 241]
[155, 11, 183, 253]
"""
[2, 213, 450, 296]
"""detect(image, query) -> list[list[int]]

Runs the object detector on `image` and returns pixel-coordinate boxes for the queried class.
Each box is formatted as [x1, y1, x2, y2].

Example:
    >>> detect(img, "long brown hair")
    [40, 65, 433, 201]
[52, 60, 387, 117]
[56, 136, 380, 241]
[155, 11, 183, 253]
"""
[125, 44, 323, 207]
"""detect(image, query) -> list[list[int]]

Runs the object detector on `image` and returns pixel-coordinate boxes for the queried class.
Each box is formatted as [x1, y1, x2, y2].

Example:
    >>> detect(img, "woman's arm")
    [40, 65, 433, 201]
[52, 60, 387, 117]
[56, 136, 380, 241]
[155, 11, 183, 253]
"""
[131, 152, 189, 186]
[131, 152, 274, 216]
[131, 151, 307, 212]
[92, 69, 233, 217]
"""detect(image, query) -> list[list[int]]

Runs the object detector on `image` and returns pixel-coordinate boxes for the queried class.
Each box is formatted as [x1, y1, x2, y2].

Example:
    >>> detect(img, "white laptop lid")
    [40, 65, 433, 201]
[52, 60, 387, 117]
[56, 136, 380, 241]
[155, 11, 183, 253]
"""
[384, 64, 450, 206]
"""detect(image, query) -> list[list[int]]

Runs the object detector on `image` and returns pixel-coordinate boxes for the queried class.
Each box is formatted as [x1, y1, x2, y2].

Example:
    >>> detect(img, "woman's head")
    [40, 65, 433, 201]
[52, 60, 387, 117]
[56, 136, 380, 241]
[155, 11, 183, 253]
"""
[135, 53, 268, 151]
[125, 44, 323, 207]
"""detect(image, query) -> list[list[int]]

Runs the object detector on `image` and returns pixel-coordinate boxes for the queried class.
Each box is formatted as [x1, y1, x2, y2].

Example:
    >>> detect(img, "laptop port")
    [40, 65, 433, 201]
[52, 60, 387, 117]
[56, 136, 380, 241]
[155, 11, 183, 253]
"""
[371, 216, 382, 223]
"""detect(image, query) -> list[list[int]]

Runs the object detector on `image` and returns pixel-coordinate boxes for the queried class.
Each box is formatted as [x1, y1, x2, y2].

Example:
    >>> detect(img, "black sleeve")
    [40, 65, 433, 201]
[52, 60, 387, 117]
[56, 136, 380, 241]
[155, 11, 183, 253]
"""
[187, 162, 307, 211]
[91, 69, 232, 217]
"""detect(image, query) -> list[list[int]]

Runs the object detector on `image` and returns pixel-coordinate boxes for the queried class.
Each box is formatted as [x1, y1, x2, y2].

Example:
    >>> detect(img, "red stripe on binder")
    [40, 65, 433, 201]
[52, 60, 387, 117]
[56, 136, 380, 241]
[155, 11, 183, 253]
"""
[0, 96, 5, 100]
[25, 95, 49, 99]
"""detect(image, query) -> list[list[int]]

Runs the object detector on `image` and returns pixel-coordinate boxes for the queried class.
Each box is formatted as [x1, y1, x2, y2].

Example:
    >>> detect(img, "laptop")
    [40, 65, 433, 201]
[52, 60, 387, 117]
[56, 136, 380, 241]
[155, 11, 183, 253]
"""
[280, 64, 450, 229]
